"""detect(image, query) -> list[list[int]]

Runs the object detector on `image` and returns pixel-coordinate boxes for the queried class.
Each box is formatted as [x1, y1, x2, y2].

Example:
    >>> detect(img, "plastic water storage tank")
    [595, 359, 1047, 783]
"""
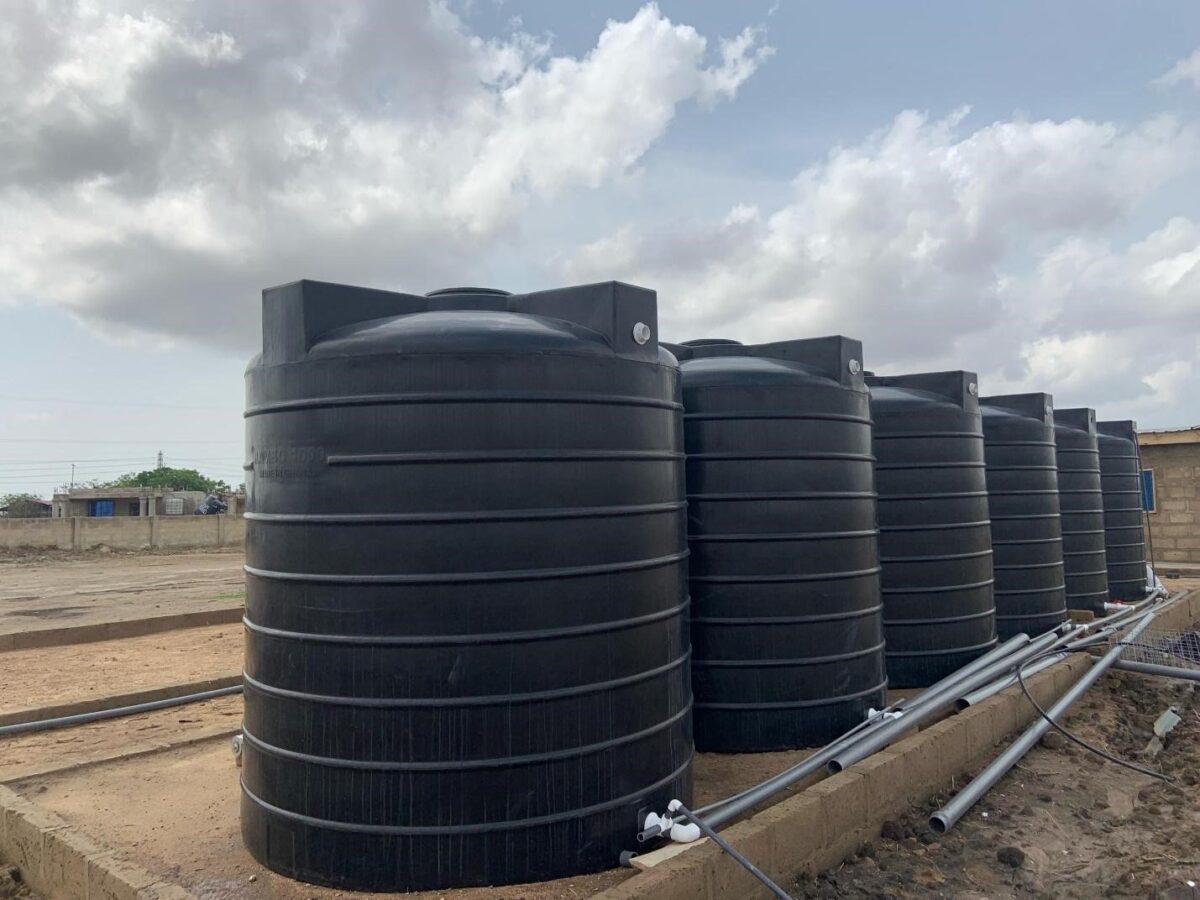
[867, 372, 997, 687]
[1053, 408, 1109, 612]
[978, 394, 1067, 639]
[669, 337, 886, 750]
[1097, 420, 1148, 600]
[241, 280, 693, 891]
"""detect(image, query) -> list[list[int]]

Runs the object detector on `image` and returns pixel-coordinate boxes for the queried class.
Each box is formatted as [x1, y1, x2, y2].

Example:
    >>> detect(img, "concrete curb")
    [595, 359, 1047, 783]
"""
[1, 724, 241, 785]
[596, 655, 1091, 900]
[0, 675, 243, 729]
[0, 783, 197, 899]
[0, 607, 243, 653]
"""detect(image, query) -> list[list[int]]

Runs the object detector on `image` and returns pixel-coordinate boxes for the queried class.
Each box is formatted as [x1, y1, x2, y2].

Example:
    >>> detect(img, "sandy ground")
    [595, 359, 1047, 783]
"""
[5, 727, 822, 900]
[0, 695, 243, 783]
[0, 623, 241, 715]
[0, 547, 243, 638]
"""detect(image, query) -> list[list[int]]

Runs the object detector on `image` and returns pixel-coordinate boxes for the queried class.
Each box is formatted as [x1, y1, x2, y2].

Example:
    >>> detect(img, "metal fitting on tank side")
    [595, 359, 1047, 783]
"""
[231, 733, 243, 767]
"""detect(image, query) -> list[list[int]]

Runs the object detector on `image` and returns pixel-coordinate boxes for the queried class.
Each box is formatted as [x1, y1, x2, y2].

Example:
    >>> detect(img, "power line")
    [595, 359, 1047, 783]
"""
[0, 457, 167, 465]
[0, 438, 242, 444]
[0, 394, 233, 411]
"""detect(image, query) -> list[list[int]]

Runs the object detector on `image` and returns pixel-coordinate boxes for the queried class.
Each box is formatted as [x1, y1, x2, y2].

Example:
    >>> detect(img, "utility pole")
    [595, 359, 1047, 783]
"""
[157, 450, 164, 469]
[70, 463, 75, 488]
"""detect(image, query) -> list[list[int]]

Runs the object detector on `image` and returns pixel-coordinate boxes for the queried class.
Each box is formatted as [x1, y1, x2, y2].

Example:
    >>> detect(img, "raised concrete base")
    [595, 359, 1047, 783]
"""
[0, 783, 196, 899]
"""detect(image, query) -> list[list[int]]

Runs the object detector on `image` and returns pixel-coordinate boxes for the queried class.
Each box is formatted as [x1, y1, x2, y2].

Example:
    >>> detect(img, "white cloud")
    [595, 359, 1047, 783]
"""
[1154, 48, 1200, 91]
[563, 109, 1200, 424]
[0, 1, 769, 345]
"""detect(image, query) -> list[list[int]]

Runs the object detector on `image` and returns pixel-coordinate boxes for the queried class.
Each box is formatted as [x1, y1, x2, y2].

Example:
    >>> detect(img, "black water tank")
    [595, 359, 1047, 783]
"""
[669, 337, 885, 751]
[241, 280, 693, 891]
[1053, 408, 1110, 612]
[866, 372, 997, 687]
[1098, 419, 1147, 600]
[979, 394, 1067, 639]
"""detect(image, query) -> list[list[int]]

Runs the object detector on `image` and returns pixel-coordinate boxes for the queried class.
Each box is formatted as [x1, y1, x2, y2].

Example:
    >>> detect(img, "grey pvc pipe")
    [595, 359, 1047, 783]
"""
[929, 609, 1159, 834]
[1112, 659, 1200, 683]
[828, 628, 1065, 774]
[696, 633, 1036, 827]
[0, 685, 243, 737]
[955, 652, 1068, 710]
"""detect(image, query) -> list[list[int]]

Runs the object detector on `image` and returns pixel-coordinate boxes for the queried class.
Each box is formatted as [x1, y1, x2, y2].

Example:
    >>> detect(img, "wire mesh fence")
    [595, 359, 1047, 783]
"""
[1119, 627, 1200, 670]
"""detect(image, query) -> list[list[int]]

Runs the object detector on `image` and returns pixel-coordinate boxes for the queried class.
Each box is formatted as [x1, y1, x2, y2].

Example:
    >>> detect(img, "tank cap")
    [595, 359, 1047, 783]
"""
[682, 338, 742, 347]
[425, 287, 512, 298]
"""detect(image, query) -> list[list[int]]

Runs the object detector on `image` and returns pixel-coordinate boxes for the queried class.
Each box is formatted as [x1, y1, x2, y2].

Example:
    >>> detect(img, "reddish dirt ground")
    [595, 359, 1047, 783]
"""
[794, 666, 1200, 899]
[0, 622, 241, 714]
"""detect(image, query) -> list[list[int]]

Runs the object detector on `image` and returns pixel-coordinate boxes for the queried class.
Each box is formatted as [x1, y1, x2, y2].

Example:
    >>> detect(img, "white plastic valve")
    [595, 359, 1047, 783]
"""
[665, 800, 702, 843]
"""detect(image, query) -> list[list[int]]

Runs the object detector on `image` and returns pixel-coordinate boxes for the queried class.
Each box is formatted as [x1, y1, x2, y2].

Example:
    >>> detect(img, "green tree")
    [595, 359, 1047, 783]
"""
[95, 467, 230, 493]
[0, 492, 50, 518]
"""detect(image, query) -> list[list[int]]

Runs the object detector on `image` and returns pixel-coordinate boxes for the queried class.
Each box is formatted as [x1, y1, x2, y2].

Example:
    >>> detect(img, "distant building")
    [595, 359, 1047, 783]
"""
[1139, 426, 1200, 567]
[0, 497, 52, 518]
[51, 487, 208, 518]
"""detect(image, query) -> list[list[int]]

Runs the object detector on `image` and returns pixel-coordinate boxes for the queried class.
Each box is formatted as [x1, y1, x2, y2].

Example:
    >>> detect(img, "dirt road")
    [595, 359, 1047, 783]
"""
[0, 548, 243, 639]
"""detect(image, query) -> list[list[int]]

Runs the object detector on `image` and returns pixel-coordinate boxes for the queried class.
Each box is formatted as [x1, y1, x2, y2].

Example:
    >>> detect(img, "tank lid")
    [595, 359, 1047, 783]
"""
[256, 279, 661, 365]
[425, 287, 512, 299]
[980, 392, 1054, 425]
[682, 338, 743, 347]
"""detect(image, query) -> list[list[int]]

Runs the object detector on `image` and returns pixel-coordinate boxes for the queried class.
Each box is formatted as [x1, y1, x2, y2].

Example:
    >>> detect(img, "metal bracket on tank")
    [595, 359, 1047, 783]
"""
[231, 733, 243, 768]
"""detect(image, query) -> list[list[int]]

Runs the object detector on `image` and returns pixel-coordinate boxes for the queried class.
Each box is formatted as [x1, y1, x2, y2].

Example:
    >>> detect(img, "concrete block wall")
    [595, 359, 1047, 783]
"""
[1141, 442, 1200, 564]
[0, 515, 244, 552]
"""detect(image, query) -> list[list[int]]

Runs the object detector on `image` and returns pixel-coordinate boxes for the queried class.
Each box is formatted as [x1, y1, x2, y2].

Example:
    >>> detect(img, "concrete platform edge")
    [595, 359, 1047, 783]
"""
[0, 782, 197, 899]
[0, 675, 243, 729]
[0, 607, 244, 653]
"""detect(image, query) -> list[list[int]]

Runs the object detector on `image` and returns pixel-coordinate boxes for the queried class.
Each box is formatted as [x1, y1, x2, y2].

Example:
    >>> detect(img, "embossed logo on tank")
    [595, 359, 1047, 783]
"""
[251, 446, 325, 480]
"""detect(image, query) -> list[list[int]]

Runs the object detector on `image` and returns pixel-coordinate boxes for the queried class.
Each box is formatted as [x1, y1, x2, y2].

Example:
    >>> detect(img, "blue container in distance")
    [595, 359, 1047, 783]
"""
[241, 280, 693, 892]
[1053, 408, 1110, 612]
[979, 393, 1068, 639]
[1097, 419, 1148, 600]
[669, 337, 886, 751]
[867, 371, 998, 688]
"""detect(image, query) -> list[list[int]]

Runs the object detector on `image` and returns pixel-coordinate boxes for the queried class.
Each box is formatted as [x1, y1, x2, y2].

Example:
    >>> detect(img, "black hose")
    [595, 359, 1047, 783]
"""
[0, 685, 243, 737]
[672, 802, 794, 900]
[1014, 646, 1169, 782]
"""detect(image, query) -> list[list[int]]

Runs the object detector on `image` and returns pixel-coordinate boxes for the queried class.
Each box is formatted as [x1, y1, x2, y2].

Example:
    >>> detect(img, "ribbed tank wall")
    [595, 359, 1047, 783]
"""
[866, 372, 997, 688]
[979, 394, 1067, 639]
[671, 337, 886, 751]
[1053, 409, 1109, 612]
[241, 280, 693, 891]
[1098, 420, 1147, 600]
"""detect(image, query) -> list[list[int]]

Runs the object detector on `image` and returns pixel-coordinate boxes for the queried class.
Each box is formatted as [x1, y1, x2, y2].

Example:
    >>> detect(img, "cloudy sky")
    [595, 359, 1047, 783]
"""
[1, 0, 1198, 497]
